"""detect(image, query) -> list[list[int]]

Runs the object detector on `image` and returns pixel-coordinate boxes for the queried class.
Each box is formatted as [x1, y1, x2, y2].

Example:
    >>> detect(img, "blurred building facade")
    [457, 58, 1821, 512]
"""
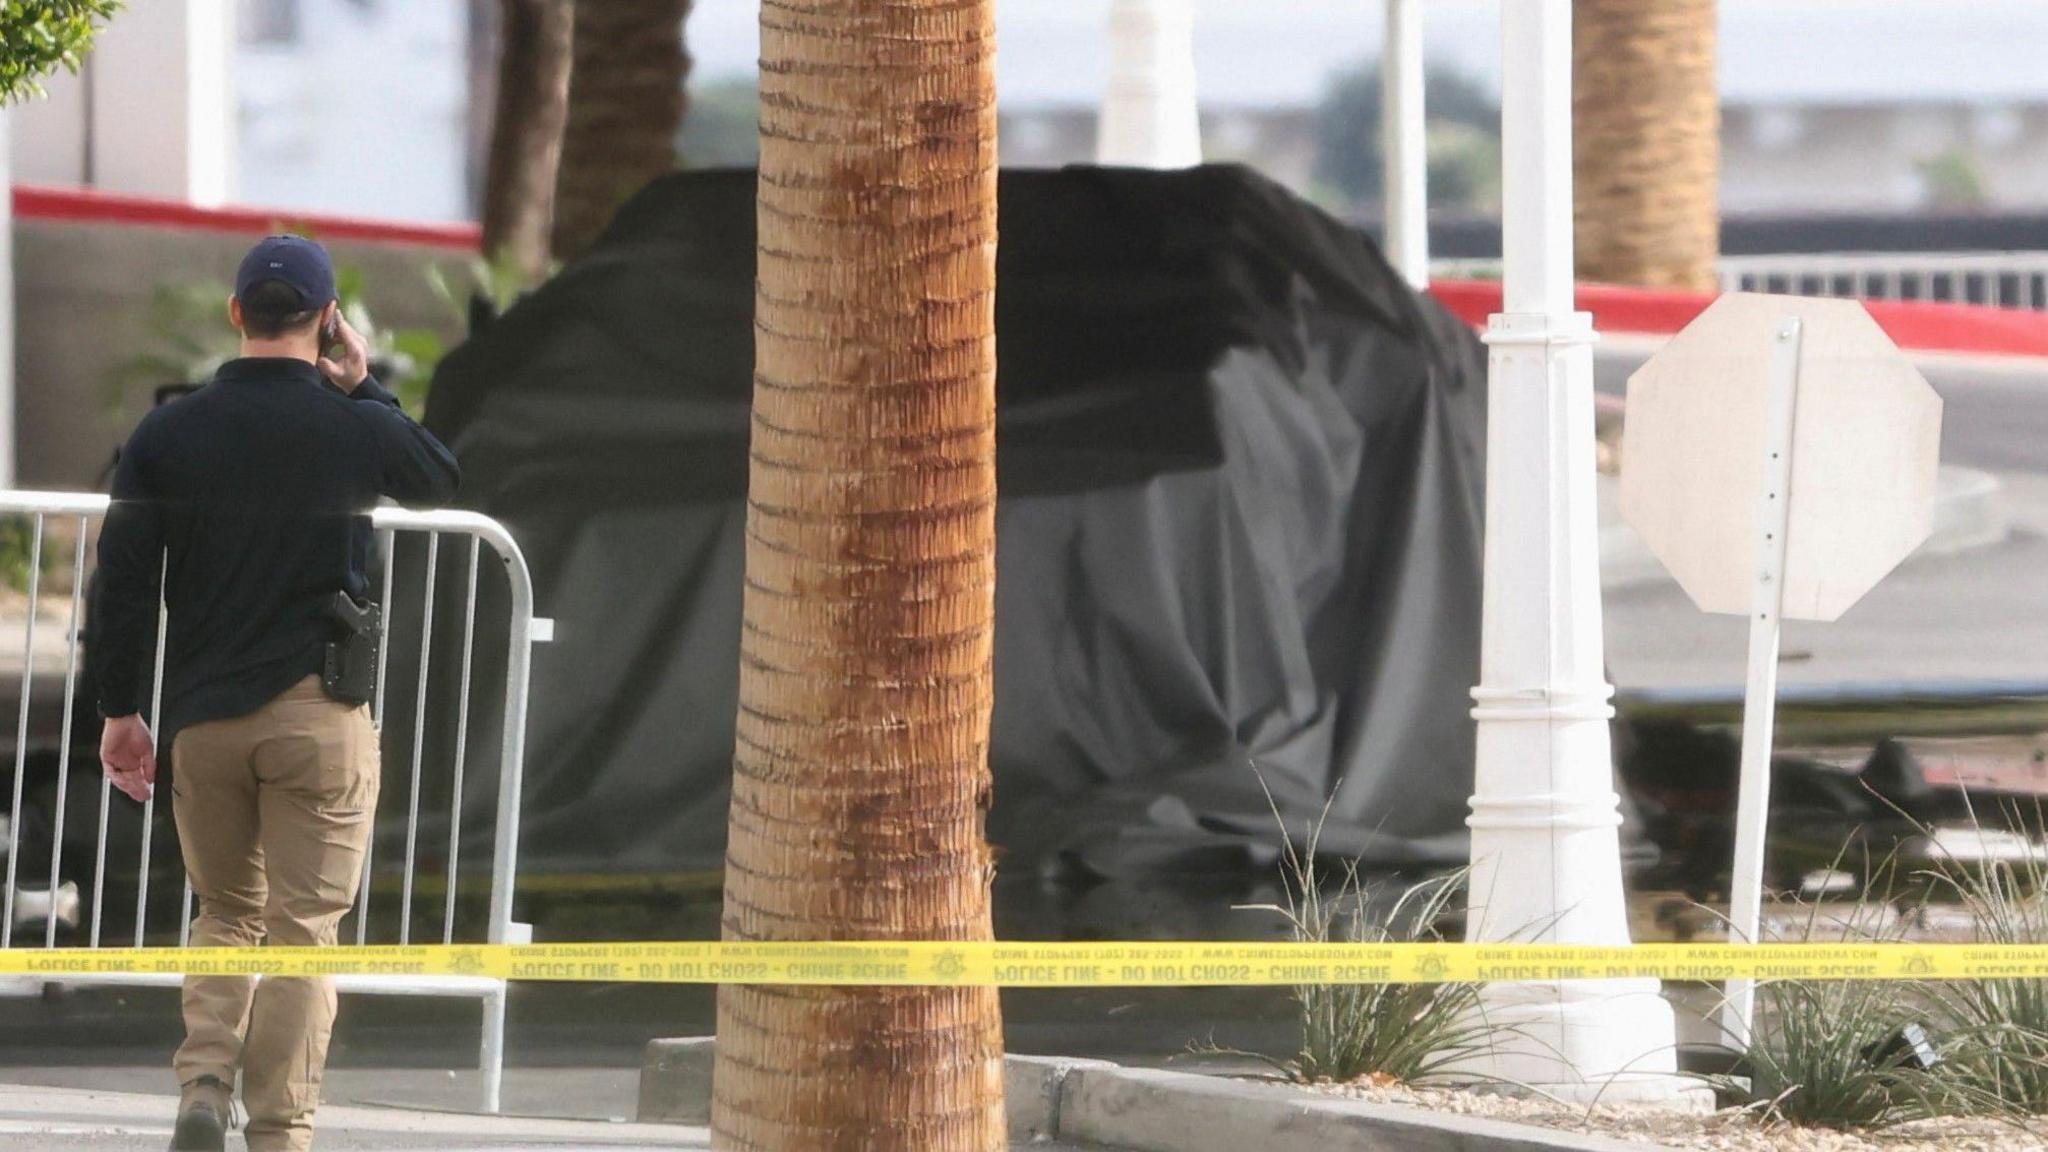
[978, 2, 2048, 218]
[998, 76, 2048, 221]
[8, 0, 470, 222]
[4, 0, 2045, 226]
[9, 0, 238, 206]
[234, 0, 470, 222]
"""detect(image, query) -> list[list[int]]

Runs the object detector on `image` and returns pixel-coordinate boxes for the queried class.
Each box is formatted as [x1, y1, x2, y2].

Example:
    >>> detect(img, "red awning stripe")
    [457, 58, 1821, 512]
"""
[13, 184, 482, 252]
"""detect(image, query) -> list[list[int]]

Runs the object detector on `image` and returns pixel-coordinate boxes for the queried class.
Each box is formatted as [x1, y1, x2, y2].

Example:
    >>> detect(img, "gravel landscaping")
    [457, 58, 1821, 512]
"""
[1316, 1081, 2048, 1152]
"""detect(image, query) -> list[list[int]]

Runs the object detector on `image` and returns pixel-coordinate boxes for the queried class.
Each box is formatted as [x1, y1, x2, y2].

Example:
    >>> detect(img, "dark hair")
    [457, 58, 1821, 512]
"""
[238, 279, 323, 340]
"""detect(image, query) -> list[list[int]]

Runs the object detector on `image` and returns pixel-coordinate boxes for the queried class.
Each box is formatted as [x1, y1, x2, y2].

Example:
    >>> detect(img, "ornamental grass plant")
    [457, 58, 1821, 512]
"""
[1236, 782, 1501, 1085]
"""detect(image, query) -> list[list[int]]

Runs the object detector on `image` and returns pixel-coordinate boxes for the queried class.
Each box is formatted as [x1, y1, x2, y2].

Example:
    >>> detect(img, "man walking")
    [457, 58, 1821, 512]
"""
[92, 236, 461, 1151]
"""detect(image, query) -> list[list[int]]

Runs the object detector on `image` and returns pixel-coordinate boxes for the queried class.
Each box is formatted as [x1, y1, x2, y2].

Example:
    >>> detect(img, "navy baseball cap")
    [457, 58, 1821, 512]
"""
[234, 235, 337, 310]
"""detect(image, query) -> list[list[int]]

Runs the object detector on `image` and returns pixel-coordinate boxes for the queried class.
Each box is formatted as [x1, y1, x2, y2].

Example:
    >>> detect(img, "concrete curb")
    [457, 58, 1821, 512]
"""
[639, 1041, 1668, 1151]
[1922, 466, 2011, 556]
[638, 1040, 1110, 1144]
[1006, 1055, 1118, 1143]
[1058, 1066, 1667, 1152]
[639, 1037, 716, 1126]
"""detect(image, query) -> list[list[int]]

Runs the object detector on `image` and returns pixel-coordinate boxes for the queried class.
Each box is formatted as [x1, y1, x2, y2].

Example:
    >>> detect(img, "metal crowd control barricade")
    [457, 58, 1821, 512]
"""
[0, 490, 546, 1114]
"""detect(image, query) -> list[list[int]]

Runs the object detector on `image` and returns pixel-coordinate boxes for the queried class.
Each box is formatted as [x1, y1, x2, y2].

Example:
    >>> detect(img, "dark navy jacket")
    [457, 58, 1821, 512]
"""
[90, 358, 460, 746]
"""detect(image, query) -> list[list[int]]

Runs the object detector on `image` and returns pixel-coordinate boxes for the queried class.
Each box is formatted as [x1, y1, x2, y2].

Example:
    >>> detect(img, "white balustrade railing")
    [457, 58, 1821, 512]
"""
[1718, 252, 2048, 311]
[1428, 252, 2048, 313]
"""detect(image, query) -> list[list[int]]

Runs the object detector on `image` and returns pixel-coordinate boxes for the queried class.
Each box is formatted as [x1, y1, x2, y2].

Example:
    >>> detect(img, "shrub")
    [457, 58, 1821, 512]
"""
[1240, 788, 1499, 1084]
[0, 2, 122, 105]
[1713, 848, 2002, 1127]
[1912, 804, 2048, 1112]
[0, 516, 55, 595]
[1728, 977, 1979, 1128]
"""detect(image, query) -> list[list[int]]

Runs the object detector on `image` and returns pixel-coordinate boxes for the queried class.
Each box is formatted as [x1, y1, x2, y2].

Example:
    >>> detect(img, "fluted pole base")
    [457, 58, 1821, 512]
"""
[1460, 312, 1683, 1092]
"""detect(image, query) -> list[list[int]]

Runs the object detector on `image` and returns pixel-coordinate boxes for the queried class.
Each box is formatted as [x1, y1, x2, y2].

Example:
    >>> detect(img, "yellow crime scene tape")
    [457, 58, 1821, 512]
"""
[3, 941, 2048, 986]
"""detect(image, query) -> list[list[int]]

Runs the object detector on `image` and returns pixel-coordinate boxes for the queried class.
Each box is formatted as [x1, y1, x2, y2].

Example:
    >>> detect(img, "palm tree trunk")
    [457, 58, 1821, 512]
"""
[1573, 0, 1721, 291]
[463, 0, 497, 218]
[710, 0, 1005, 1149]
[551, 0, 693, 262]
[479, 0, 574, 284]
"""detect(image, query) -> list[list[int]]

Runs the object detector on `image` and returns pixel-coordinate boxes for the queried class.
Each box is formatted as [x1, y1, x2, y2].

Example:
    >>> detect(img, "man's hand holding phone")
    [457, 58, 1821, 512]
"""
[317, 310, 372, 393]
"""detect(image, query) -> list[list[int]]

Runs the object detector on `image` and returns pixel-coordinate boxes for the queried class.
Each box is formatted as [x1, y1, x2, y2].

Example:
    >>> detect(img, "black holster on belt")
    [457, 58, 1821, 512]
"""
[322, 592, 381, 706]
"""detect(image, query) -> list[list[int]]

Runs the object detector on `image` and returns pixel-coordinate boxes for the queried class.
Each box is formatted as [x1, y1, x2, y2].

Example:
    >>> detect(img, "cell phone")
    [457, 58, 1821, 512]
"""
[323, 314, 341, 346]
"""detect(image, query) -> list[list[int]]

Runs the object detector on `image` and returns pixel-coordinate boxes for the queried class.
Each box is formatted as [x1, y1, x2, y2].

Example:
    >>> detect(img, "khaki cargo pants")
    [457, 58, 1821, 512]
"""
[172, 676, 380, 1152]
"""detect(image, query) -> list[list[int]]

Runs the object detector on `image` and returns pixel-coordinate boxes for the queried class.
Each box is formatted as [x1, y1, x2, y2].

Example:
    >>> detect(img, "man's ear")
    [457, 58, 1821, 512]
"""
[227, 296, 244, 334]
[320, 300, 341, 339]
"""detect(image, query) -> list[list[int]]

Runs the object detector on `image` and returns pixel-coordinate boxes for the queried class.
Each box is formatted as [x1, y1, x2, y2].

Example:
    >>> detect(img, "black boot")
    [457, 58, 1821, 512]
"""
[170, 1075, 232, 1151]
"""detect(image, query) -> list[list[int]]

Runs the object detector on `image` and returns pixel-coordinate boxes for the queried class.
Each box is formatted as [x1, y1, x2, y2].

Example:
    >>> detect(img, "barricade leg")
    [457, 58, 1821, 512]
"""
[480, 983, 507, 1115]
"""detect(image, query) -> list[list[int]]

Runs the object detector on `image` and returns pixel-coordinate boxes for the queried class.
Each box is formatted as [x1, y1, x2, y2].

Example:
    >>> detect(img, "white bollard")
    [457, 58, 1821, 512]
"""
[1097, 0, 1203, 169]
[0, 108, 14, 487]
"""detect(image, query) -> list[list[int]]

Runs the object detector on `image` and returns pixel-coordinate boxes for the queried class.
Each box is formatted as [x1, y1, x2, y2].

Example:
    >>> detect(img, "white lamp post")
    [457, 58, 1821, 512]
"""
[1462, 0, 1685, 1096]
[1381, 0, 1429, 289]
[1098, 0, 1202, 168]
[0, 108, 13, 488]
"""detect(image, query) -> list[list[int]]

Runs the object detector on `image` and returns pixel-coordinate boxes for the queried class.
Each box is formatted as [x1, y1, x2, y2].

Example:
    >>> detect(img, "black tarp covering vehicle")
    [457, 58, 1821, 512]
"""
[423, 165, 1494, 879]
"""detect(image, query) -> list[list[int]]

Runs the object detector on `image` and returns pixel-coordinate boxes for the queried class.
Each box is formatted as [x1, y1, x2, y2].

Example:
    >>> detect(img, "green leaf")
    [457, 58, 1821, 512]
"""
[0, 1, 124, 107]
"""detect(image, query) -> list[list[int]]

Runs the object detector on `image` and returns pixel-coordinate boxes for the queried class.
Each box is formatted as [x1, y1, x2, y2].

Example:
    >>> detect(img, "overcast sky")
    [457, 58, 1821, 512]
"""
[684, 0, 2048, 109]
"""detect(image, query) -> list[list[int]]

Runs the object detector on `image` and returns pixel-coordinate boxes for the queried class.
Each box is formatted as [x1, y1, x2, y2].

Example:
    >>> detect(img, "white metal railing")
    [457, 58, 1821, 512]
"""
[0, 491, 544, 1114]
[1430, 252, 2048, 312]
[1719, 251, 2048, 312]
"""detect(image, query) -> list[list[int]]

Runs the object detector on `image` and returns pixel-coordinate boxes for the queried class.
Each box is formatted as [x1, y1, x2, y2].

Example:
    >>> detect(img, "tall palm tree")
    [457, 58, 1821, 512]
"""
[1573, 0, 1721, 291]
[479, 0, 574, 284]
[551, 0, 692, 262]
[464, 0, 497, 218]
[710, 0, 1006, 1148]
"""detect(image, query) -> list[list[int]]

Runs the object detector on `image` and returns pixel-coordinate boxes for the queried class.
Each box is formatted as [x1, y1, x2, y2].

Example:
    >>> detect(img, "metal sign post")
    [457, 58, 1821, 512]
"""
[1620, 292, 1944, 1054]
[1722, 318, 1804, 1047]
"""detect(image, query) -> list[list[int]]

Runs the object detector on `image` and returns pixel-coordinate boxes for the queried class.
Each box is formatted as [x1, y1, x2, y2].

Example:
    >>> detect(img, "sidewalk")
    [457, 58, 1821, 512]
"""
[0, 1082, 1105, 1151]
[0, 1083, 707, 1150]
